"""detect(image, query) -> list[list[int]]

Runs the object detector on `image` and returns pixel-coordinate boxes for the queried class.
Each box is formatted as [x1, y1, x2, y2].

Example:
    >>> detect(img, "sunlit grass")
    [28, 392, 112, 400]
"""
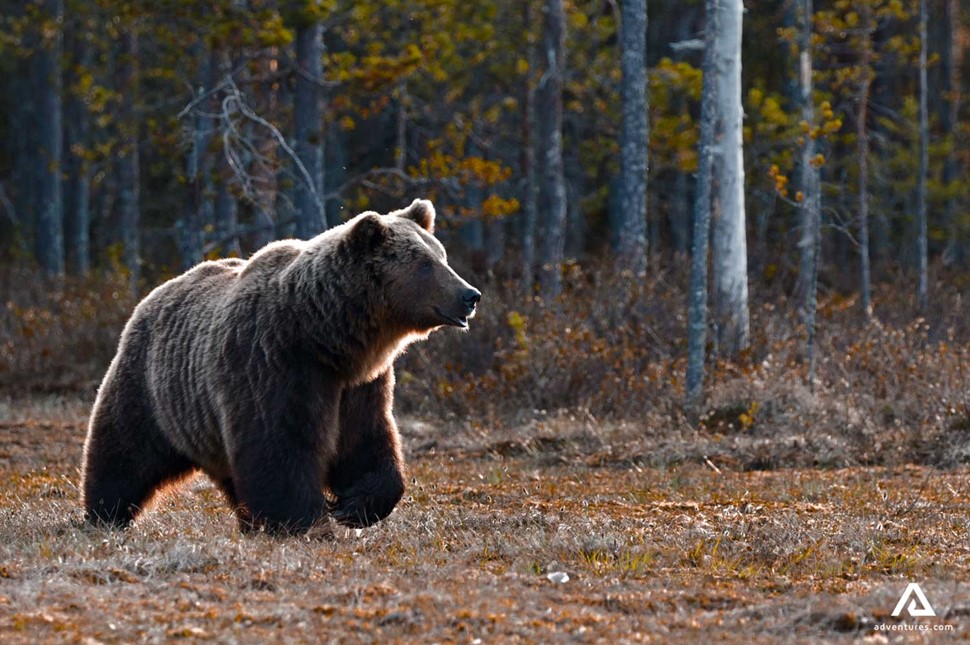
[0, 404, 966, 641]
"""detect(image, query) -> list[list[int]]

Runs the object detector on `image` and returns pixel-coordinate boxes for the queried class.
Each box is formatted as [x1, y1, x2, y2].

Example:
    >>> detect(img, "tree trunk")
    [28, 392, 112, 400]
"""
[34, 0, 65, 276]
[670, 169, 691, 257]
[214, 171, 241, 257]
[395, 79, 407, 172]
[484, 215, 506, 273]
[242, 55, 278, 248]
[536, 0, 567, 300]
[796, 10, 817, 302]
[565, 153, 586, 259]
[916, 0, 929, 312]
[182, 44, 216, 270]
[325, 119, 348, 228]
[64, 12, 90, 275]
[942, 0, 963, 265]
[615, 0, 649, 276]
[857, 3, 873, 318]
[686, 0, 720, 410]
[293, 20, 326, 239]
[520, 0, 539, 290]
[711, 0, 749, 357]
[798, 0, 821, 388]
[118, 31, 141, 292]
[7, 1, 34, 248]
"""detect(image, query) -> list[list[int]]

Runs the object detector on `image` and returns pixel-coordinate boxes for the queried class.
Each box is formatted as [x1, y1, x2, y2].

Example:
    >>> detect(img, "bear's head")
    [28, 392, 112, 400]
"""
[348, 199, 481, 334]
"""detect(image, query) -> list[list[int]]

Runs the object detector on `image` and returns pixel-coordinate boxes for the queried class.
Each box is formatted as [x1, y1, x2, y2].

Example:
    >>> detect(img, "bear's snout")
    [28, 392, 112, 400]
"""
[462, 287, 481, 316]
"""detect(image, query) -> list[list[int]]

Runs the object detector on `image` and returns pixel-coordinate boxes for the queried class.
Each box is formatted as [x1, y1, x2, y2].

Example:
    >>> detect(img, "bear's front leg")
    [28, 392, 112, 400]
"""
[328, 369, 406, 528]
[228, 379, 341, 535]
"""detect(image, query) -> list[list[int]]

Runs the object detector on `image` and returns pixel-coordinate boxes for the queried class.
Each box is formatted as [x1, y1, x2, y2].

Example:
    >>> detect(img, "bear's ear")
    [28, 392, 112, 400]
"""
[397, 198, 435, 233]
[349, 213, 388, 250]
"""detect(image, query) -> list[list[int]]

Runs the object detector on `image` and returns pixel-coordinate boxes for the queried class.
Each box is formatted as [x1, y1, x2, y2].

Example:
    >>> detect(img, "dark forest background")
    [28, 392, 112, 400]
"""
[0, 0, 967, 459]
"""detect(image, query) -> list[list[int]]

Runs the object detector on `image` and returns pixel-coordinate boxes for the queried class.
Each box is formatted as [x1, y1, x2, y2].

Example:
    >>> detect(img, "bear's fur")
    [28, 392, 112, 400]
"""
[81, 199, 480, 534]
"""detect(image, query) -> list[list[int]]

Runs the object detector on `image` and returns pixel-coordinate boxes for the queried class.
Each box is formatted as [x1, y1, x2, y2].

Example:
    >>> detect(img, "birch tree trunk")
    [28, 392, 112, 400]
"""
[796, 4, 816, 302]
[34, 0, 65, 276]
[293, 19, 326, 239]
[798, 0, 821, 388]
[916, 0, 929, 312]
[615, 0, 648, 277]
[857, 3, 873, 318]
[536, 0, 567, 300]
[118, 31, 141, 293]
[711, 0, 749, 357]
[686, 0, 720, 410]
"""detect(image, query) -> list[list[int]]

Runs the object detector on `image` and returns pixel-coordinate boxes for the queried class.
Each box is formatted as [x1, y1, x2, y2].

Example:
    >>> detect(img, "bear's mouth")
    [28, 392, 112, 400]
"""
[434, 307, 469, 329]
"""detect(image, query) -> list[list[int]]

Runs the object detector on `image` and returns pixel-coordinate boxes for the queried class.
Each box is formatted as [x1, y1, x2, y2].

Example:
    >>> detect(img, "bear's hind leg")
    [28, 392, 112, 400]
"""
[82, 396, 193, 528]
[216, 478, 255, 533]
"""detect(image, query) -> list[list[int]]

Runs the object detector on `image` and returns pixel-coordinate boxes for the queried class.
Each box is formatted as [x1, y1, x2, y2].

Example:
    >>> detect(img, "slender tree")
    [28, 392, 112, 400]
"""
[182, 43, 215, 270]
[520, 0, 539, 291]
[215, 169, 241, 257]
[64, 21, 92, 276]
[6, 0, 34, 245]
[916, 0, 929, 312]
[34, 0, 65, 276]
[293, 13, 326, 239]
[711, 0, 749, 356]
[118, 30, 141, 292]
[536, 0, 567, 300]
[857, 2, 873, 318]
[942, 0, 963, 265]
[686, 0, 720, 410]
[798, 0, 822, 387]
[796, 7, 817, 302]
[616, 0, 649, 276]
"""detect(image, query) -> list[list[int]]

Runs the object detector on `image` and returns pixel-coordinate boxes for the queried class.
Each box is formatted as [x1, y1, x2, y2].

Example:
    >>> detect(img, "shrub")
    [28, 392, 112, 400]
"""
[1, 258, 967, 467]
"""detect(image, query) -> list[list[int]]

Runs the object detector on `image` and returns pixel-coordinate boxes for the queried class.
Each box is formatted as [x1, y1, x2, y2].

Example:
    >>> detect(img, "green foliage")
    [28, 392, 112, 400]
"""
[649, 58, 702, 174]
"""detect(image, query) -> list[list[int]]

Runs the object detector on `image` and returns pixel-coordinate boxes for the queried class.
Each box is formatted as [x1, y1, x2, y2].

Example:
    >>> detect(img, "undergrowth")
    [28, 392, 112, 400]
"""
[1, 259, 967, 467]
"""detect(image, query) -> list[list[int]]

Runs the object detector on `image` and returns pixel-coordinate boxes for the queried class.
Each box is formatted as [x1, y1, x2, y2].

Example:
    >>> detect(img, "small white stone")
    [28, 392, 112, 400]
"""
[546, 571, 569, 583]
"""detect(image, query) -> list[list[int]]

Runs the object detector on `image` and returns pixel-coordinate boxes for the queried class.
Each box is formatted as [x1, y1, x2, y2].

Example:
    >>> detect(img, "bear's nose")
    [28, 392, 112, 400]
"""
[463, 288, 481, 312]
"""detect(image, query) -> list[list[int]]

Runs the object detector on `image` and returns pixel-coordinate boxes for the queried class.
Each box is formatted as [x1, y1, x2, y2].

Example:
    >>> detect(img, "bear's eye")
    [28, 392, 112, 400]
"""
[418, 259, 434, 276]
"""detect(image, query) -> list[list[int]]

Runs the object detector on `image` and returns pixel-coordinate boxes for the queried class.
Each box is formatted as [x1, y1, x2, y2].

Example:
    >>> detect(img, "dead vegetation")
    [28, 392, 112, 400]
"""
[3, 261, 968, 473]
[0, 264, 968, 640]
[0, 395, 967, 642]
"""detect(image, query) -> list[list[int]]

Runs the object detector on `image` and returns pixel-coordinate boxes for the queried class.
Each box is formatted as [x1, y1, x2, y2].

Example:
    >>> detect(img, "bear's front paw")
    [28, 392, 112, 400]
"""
[329, 471, 405, 528]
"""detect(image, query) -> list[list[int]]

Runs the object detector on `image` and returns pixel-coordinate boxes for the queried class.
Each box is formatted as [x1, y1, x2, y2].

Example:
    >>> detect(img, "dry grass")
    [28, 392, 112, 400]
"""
[1, 263, 968, 640]
[0, 395, 967, 642]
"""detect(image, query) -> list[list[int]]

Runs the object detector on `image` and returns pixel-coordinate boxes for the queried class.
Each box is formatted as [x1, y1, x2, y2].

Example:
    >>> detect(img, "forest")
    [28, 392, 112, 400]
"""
[0, 0, 968, 641]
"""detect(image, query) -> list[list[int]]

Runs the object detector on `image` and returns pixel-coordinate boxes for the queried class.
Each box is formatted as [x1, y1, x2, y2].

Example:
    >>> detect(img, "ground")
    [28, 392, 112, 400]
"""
[0, 394, 967, 643]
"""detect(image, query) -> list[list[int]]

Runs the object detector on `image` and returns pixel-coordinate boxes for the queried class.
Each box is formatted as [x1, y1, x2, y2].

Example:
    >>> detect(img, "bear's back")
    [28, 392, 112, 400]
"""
[134, 259, 245, 475]
[240, 240, 303, 281]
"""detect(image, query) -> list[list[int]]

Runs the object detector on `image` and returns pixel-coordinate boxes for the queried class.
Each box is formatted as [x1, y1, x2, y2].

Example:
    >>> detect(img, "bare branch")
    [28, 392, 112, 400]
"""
[670, 38, 705, 53]
[221, 78, 326, 219]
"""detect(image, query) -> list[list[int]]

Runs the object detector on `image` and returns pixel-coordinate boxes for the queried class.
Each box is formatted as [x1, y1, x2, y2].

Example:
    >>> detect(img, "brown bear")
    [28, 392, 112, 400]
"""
[81, 199, 480, 535]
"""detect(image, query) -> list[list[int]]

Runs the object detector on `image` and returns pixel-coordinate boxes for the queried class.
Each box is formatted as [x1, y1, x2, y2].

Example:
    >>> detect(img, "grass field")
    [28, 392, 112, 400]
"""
[0, 393, 967, 643]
